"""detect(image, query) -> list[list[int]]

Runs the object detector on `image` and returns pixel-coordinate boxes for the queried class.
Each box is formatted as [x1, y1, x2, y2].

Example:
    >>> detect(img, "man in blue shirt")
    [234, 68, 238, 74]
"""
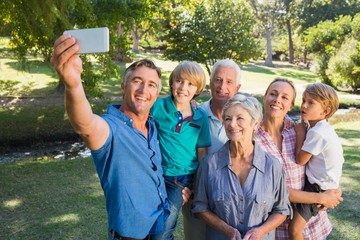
[51, 34, 169, 239]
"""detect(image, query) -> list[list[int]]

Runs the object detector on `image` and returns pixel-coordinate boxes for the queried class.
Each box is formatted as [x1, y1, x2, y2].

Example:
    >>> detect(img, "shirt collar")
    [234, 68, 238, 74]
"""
[216, 141, 266, 174]
[252, 142, 266, 173]
[200, 98, 218, 121]
[164, 95, 202, 120]
[283, 115, 295, 131]
[107, 104, 153, 127]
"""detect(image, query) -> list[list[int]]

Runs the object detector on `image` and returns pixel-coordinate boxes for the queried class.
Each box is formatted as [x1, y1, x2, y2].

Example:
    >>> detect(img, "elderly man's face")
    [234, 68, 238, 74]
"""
[210, 66, 240, 104]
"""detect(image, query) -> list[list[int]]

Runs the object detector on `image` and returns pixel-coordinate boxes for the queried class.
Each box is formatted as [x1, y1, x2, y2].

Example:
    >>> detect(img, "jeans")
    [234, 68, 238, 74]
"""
[151, 174, 195, 240]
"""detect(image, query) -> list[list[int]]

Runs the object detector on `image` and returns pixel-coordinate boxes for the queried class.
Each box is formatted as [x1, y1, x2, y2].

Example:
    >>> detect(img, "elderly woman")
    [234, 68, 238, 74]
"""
[192, 93, 291, 240]
[254, 78, 343, 239]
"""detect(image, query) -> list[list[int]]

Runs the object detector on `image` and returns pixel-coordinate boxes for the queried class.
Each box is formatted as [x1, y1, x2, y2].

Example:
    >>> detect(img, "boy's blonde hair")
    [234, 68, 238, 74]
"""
[304, 82, 339, 119]
[169, 61, 206, 99]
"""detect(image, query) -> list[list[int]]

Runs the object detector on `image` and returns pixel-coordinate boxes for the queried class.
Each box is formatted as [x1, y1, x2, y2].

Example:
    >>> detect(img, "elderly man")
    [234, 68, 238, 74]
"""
[182, 59, 242, 240]
[51, 34, 169, 240]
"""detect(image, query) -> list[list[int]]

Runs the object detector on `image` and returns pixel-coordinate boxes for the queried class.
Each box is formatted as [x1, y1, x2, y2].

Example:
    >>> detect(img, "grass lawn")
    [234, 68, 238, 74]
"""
[1, 112, 359, 240]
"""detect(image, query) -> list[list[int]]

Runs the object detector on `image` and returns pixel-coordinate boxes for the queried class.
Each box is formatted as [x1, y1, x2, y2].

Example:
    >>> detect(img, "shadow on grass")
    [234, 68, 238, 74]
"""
[0, 79, 58, 97]
[278, 70, 316, 83]
[240, 64, 275, 75]
[6, 60, 55, 76]
[0, 158, 107, 240]
[327, 144, 360, 239]
[335, 128, 360, 145]
[242, 61, 317, 83]
[0, 104, 78, 151]
[327, 121, 360, 239]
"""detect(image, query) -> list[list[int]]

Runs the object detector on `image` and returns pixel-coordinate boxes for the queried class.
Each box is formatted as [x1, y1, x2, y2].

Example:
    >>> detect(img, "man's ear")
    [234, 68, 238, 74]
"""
[236, 84, 241, 92]
[121, 83, 125, 94]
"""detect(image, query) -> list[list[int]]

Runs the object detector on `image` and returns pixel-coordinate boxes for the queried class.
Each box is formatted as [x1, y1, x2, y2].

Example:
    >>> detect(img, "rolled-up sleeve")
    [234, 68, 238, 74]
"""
[272, 168, 292, 217]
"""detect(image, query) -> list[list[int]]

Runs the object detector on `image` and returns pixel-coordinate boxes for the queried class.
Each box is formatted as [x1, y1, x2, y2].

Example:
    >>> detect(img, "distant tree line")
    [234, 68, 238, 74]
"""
[0, 0, 359, 93]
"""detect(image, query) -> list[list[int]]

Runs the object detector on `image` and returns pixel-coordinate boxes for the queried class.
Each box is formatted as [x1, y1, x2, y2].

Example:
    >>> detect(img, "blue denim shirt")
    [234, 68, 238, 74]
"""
[91, 105, 169, 238]
[192, 141, 291, 240]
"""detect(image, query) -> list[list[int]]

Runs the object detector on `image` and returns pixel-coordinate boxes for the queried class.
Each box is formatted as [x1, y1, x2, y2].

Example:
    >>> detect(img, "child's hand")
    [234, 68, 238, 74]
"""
[319, 188, 343, 209]
[182, 187, 193, 205]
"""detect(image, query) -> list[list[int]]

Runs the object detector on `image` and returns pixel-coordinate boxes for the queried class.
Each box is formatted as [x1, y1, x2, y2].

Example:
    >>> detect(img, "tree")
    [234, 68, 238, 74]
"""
[1, 0, 79, 62]
[164, 0, 260, 74]
[327, 37, 360, 92]
[0, 0, 125, 96]
[279, 0, 296, 63]
[248, 0, 284, 67]
[293, 0, 360, 63]
[325, 14, 360, 92]
[296, 0, 360, 31]
[305, 14, 360, 91]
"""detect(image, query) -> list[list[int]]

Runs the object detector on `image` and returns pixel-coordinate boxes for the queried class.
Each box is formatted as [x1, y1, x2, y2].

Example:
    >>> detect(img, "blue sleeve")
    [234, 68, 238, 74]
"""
[196, 108, 211, 148]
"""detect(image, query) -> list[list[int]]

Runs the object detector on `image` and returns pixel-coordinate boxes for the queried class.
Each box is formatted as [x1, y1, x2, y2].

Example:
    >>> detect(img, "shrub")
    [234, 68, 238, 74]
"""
[327, 37, 360, 91]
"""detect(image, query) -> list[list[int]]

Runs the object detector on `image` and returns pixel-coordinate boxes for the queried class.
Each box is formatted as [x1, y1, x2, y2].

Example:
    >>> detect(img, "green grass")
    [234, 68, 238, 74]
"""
[0, 158, 107, 239]
[1, 115, 359, 240]
[327, 118, 360, 240]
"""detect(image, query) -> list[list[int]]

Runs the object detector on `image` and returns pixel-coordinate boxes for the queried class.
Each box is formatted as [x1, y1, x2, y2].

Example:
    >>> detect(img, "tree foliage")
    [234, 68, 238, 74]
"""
[164, 0, 260, 74]
[1, 0, 79, 62]
[305, 14, 360, 91]
[248, 0, 284, 67]
[295, 0, 360, 31]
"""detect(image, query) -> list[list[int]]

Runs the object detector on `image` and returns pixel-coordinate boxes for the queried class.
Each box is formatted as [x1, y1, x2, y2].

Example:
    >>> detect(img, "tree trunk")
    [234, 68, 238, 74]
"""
[265, 28, 275, 67]
[287, 19, 294, 63]
[115, 23, 125, 61]
[303, 47, 307, 64]
[131, 20, 139, 53]
[54, 80, 65, 94]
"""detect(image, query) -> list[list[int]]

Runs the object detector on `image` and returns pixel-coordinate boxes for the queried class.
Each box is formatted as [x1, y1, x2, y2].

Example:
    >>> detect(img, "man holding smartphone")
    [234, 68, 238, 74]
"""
[51, 34, 169, 240]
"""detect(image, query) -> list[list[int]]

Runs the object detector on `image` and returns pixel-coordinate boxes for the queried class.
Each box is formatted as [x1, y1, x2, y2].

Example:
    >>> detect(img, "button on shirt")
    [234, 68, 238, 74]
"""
[91, 105, 169, 239]
[192, 141, 291, 240]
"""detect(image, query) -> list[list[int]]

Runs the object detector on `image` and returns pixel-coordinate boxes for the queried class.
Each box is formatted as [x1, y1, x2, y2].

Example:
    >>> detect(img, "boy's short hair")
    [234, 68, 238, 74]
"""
[304, 82, 339, 119]
[169, 61, 206, 98]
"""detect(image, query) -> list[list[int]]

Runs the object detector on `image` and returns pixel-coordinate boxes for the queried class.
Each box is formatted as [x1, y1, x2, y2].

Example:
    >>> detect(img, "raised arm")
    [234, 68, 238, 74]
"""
[50, 34, 109, 150]
[294, 121, 312, 165]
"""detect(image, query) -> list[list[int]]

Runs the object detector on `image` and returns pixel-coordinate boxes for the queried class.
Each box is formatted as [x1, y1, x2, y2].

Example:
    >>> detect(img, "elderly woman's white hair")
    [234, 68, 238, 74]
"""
[222, 93, 263, 130]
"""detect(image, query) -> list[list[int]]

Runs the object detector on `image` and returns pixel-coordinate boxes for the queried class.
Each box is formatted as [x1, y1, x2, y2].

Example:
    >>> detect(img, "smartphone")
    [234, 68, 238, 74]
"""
[63, 27, 109, 54]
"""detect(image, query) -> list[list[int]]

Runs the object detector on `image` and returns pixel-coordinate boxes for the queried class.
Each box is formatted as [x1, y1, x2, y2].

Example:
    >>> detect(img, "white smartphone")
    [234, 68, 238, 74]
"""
[63, 27, 109, 54]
